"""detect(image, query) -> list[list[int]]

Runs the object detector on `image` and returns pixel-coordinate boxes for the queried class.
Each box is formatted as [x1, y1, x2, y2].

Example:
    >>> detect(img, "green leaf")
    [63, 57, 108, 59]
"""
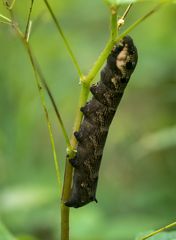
[0, 221, 16, 240]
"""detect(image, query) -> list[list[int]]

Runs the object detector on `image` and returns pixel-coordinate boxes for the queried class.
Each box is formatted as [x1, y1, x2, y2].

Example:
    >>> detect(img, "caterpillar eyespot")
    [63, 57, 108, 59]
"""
[65, 35, 138, 208]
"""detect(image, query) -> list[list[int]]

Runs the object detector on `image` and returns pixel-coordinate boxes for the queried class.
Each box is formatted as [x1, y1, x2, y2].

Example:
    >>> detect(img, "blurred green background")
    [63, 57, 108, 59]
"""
[0, 1, 176, 240]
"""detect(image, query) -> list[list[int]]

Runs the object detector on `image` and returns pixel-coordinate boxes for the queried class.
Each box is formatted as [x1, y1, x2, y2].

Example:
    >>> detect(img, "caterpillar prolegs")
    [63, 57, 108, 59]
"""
[65, 36, 138, 208]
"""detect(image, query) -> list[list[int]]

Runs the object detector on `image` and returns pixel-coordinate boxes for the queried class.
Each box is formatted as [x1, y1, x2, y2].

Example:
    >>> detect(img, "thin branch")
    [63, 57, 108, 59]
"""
[34, 59, 72, 150]
[26, 20, 32, 42]
[121, 3, 133, 20]
[118, 3, 133, 29]
[0, 20, 11, 25]
[0, 13, 11, 22]
[27, 46, 62, 192]
[43, 97, 62, 193]
[25, 0, 34, 41]
[84, 7, 118, 85]
[7, 0, 16, 9]
[23, 39, 63, 192]
[140, 222, 176, 240]
[43, 0, 84, 80]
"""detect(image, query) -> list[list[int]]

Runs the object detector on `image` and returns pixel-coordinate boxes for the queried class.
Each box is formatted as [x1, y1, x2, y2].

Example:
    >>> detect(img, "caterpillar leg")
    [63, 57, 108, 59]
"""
[80, 106, 86, 114]
[92, 197, 98, 203]
[69, 156, 79, 168]
[74, 131, 82, 143]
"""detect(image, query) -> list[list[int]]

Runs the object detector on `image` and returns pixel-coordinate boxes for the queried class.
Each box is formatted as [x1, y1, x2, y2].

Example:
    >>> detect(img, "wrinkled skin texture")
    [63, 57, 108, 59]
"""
[65, 36, 138, 208]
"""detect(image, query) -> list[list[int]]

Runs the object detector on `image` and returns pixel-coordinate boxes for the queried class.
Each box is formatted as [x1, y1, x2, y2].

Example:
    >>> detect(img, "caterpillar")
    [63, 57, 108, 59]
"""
[65, 35, 138, 208]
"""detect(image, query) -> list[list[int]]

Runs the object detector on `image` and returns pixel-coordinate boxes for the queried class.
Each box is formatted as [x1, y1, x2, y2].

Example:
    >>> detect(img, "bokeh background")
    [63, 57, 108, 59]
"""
[0, 1, 176, 240]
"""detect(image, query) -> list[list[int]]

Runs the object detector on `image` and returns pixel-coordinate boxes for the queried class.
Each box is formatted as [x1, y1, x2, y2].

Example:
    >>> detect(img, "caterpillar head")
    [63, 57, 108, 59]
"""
[107, 35, 138, 79]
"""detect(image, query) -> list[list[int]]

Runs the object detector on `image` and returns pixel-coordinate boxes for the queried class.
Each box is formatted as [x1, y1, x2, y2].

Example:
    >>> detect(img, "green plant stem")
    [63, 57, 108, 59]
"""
[140, 221, 176, 240]
[27, 44, 62, 191]
[0, 13, 11, 22]
[25, 44, 63, 191]
[85, 39, 114, 85]
[85, 8, 117, 85]
[121, 3, 133, 21]
[43, 0, 83, 80]
[61, 84, 89, 240]
[60, 8, 118, 240]
[62, 85, 89, 203]
[118, 3, 133, 29]
[34, 61, 72, 150]
[0, 20, 11, 24]
[25, 0, 34, 40]
[7, 0, 16, 9]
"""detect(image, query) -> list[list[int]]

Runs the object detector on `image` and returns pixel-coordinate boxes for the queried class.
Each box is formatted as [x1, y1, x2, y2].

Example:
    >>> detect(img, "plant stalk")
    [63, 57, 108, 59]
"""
[61, 84, 89, 240]
[140, 221, 176, 240]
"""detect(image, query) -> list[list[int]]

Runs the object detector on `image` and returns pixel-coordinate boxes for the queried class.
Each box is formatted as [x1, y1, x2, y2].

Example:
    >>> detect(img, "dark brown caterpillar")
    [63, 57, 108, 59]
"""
[65, 36, 138, 208]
